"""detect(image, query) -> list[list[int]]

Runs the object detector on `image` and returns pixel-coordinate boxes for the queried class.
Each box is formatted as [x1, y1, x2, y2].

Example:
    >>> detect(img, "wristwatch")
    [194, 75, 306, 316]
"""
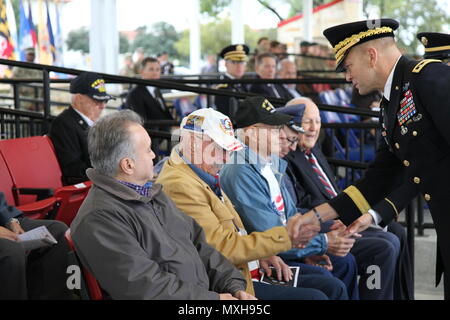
[6, 217, 20, 226]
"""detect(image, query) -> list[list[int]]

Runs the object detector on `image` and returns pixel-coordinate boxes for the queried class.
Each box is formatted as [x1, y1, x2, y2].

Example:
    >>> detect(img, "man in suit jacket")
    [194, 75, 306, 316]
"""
[248, 53, 285, 107]
[125, 57, 173, 124]
[279, 98, 413, 299]
[49, 72, 114, 185]
[277, 59, 303, 100]
[125, 57, 174, 152]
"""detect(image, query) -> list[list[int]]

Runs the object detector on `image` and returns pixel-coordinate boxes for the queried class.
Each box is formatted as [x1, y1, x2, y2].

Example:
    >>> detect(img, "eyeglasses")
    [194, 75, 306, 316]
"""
[286, 137, 299, 146]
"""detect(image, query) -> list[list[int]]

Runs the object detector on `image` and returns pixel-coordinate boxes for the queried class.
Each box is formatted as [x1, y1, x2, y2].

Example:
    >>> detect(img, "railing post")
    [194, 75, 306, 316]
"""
[42, 69, 51, 134]
[12, 83, 21, 138]
[12, 82, 21, 110]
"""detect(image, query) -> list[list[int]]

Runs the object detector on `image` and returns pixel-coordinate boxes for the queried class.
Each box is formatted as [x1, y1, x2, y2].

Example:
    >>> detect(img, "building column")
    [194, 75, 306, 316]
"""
[190, 0, 201, 73]
[90, 0, 118, 74]
[303, 0, 313, 42]
[231, 0, 244, 44]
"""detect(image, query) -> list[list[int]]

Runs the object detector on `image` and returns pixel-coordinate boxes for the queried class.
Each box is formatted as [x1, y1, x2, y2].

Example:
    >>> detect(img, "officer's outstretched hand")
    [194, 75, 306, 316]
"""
[344, 213, 373, 236]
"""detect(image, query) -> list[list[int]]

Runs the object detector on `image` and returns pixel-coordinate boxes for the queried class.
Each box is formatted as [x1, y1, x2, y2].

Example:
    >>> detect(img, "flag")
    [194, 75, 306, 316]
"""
[54, 0, 63, 67]
[37, 0, 51, 64]
[28, 0, 37, 47]
[46, 0, 55, 62]
[5, 0, 18, 58]
[18, 0, 33, 61]
[0, 0, 16, 77]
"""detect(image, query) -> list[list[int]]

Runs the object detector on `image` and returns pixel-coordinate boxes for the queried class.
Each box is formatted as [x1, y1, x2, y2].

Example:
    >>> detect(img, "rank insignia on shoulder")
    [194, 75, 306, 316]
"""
[412, 59, 441, 73]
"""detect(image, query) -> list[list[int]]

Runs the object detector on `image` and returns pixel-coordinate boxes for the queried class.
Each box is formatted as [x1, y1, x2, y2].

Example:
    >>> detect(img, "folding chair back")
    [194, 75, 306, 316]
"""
[0, 136, 91, 224]
[0, 150, 57, 219]
[65, 229, 103, 300]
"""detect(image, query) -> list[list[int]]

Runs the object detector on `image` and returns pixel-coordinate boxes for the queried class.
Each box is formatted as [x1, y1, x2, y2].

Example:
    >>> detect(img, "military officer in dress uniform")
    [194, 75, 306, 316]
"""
[11, 47, 43, 112]
[286, 19, 450, 299]
[417, 32, 450, 65]
[214, 44, 250, 118]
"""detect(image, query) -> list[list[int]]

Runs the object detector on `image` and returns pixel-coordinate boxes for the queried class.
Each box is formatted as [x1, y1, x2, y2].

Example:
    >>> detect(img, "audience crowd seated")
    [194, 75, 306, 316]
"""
[156, 108, 348, 300]
[4, 19, 448, 301]
[70, 110, 255, 300]
[278, 98, 413, 300]
[219, 96, 360, 299]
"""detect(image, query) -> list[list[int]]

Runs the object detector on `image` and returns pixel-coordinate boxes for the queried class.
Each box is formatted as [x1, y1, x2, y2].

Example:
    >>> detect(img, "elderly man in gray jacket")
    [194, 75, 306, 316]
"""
[71, 110, 253, 300]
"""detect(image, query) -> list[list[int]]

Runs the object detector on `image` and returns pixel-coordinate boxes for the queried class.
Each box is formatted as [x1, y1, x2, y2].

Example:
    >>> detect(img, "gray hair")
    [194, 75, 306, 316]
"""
[87, 110, 143, 177]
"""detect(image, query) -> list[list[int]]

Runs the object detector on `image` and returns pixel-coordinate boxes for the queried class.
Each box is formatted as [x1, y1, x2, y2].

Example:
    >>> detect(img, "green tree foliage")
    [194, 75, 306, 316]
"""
[66, 27, 130, 54]
[131, 22, 180, 57]
[174, 18, 276, 64]
[66, 27, 89, 54]
[200, 0, 449, 54]
[200, 0, 231, 16]
[363, 0, 450, 54]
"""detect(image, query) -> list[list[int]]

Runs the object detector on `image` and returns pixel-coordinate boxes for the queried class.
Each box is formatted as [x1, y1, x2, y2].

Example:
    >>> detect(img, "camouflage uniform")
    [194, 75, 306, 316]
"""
[11, 67, 44, 112]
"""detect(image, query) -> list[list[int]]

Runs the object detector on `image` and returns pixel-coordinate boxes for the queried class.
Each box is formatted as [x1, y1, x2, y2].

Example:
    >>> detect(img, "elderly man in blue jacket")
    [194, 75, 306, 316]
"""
[221, 96, 359, 299]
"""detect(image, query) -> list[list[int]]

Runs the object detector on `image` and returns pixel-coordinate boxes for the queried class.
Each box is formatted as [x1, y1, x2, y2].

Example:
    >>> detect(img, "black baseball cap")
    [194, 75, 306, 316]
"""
[233, 96, 293, 129]
[70, 72, 115, 101]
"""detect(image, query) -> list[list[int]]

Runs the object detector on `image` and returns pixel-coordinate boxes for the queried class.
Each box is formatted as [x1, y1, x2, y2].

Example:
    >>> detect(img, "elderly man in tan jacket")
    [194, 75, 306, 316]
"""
[156, 108, 348, 300]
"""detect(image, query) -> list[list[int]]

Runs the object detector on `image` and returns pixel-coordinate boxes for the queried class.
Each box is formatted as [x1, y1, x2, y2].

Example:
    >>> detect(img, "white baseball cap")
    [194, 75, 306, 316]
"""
[180, 108, 243, 152]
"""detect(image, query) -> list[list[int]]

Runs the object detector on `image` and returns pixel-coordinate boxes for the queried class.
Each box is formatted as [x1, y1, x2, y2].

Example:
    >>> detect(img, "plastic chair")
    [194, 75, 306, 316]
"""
[193, 94, 207, 109]
[0, 151, 58, 219]
[65, 229, 103, 300]
[173, 97, 197, 118]
[0, 136, 91, 225]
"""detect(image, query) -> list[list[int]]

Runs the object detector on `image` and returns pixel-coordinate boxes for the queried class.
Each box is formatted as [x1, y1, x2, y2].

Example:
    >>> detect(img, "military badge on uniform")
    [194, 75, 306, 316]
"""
[421, 36, 428, 46]
[401, 126, 408, 135]
[397, 89, 417, 126]
[413, 113, 422, 122]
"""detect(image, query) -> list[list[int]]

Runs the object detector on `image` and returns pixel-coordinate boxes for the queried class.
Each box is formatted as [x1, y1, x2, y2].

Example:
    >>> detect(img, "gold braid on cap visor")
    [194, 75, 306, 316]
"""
[333, 26, 394, 65]
[425, 45, 450, 52]
[224, 51, 247, 61]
